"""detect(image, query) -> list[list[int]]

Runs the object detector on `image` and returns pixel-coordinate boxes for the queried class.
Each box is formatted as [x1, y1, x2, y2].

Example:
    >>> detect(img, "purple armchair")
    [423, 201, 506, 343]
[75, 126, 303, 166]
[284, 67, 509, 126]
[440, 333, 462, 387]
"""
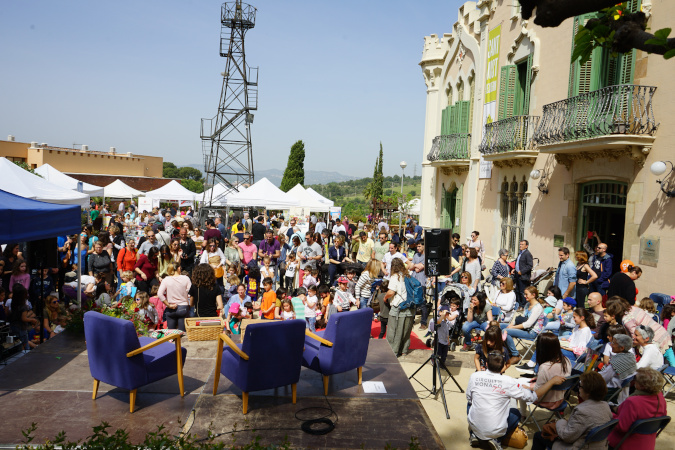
[84, 311, 187, 413]
[303, 308, 373, 395]
[213, 319, 306, 414]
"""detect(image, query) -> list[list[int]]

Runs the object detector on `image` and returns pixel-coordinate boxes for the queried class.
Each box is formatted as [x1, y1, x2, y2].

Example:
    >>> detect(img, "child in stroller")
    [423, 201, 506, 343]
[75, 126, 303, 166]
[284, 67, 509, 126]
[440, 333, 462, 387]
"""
[427, 293, 465, 353]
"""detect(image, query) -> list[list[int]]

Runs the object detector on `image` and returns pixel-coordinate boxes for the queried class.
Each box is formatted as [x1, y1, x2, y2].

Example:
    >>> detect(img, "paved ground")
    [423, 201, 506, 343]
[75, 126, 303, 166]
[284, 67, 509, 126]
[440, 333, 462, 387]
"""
[398, 320, 675, 449]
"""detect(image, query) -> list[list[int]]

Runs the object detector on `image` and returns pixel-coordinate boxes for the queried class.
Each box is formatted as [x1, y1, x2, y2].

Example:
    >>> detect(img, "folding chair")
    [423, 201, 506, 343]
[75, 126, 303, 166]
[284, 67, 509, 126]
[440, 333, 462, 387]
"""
[614, 416, 671, 449]
[572, 340, 605, 374]
[521, 375, 580, 432]
[606, 375, 635, 404]
[582, 419, 618, 446]
[659, 364, 675, 397]
[512, 330, 540, 361]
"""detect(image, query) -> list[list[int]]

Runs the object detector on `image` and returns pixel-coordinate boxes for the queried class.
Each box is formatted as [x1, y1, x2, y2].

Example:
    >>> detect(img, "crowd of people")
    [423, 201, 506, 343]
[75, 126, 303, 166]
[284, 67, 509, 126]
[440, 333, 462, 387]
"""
[2, 202, 673, 448]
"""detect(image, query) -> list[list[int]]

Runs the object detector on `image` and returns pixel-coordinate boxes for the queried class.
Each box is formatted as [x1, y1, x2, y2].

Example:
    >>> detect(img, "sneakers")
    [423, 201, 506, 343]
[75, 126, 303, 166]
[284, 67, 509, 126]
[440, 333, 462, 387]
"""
[460, 343, 472, 352]
[469, 433, 479, 447]
[486, 439, 503, 450]
[516, 363, 535, 373]
[520, 372, 536, 379]
[419, 324, 428, 330]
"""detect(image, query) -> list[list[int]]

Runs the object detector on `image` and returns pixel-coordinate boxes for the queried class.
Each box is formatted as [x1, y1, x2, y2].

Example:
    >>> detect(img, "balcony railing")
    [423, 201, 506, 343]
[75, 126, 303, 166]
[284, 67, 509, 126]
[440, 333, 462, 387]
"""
[426, 134, 471, 162]
[479, 115, 540, 155]
[533, 84, 658, 146]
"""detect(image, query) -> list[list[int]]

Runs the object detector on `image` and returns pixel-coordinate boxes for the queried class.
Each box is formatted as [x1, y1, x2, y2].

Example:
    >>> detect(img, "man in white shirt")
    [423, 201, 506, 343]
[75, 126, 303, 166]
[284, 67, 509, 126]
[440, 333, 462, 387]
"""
[332, 221, 346, 239]
[297, 232, 323, 284]
[315, 217, 326, 236]
[467, 352, 566, 449]
[381, 243, 408, 279]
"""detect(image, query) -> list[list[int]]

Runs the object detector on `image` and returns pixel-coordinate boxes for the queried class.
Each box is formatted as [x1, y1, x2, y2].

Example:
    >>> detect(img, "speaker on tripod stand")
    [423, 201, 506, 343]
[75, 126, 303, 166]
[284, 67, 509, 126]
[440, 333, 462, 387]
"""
[408, 228, 463, 420]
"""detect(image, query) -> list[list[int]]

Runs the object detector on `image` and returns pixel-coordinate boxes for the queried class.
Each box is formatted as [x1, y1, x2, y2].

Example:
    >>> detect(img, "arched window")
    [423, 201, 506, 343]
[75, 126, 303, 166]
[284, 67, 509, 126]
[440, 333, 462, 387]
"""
[500, 177, 528, 255]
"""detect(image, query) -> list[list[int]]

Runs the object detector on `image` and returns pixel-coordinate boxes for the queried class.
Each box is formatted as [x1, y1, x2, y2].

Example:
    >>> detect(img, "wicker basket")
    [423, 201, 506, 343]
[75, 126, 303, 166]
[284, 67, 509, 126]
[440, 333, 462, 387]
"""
[185, 317, 224, 341]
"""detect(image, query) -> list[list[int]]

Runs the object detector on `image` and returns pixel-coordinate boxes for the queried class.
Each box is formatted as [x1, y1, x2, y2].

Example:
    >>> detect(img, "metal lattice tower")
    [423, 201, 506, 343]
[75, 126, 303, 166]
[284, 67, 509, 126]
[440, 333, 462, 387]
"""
[201, 1, 258, 206]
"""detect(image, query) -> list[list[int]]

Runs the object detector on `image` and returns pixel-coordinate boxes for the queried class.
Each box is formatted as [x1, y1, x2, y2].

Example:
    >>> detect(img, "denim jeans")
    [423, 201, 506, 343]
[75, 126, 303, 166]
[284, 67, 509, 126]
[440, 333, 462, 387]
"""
[462, 320, 489, 342]
[467, 404, 521, 441]
[359, 297, 369, 309]
[305, 317, 316, 332]
[165, 305, 189, 331]
[501, 325, 538, 356]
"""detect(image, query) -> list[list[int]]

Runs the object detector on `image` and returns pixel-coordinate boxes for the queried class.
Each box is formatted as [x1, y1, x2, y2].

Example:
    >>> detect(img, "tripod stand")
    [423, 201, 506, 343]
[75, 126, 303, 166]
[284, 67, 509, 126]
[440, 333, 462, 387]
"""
[408, 279, 463, 419]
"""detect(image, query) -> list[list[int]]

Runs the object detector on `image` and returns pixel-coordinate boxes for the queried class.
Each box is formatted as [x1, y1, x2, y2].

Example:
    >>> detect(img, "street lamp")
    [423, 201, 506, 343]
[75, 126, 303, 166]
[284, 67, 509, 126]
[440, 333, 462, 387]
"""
[399, 161, 407, 241]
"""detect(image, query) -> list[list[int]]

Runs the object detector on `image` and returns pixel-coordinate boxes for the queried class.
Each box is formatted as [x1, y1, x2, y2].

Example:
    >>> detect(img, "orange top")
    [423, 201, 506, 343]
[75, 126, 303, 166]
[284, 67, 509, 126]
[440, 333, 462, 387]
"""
[261, 290, 277, 320]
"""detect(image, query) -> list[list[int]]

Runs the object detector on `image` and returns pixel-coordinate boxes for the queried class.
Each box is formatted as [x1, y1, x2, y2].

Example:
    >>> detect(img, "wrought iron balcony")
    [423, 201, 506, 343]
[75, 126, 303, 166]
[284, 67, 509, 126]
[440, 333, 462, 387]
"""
[479, 115, 540, 155]
[533, 84, 658, 146]
[426, 134, 471, 162]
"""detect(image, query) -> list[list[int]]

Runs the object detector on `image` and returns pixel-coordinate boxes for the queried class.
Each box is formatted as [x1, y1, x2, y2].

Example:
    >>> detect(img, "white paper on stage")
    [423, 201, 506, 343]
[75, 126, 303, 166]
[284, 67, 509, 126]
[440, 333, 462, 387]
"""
[362, 381, 387, 394]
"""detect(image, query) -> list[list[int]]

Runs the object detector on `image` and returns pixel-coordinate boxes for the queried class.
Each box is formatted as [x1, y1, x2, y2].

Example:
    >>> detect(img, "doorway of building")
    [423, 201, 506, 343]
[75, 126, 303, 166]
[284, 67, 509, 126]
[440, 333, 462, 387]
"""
[577, 181, 627, 278]
[441, 187, 456, 230]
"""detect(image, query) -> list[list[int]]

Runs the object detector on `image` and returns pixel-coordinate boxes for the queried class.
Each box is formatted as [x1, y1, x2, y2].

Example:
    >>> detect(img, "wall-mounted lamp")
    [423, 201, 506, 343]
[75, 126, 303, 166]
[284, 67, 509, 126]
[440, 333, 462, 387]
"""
[529, 169, 549, 194]
[650, 161, 675, 198]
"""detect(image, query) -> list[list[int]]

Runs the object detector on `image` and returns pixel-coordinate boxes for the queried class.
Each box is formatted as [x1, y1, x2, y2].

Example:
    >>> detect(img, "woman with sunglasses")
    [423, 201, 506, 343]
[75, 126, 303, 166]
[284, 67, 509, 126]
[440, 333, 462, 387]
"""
[224, 236, 243, 275]
[157, 244, 172, 282]
[42, 294, 69, 339]
[200, 238, 226, 286]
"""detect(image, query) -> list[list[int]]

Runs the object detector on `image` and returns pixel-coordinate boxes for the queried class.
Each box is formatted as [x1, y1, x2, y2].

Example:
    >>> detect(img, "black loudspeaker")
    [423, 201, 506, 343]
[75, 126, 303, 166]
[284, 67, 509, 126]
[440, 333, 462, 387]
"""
[27, 237, 59, 269]
[425, 228, 451, 276]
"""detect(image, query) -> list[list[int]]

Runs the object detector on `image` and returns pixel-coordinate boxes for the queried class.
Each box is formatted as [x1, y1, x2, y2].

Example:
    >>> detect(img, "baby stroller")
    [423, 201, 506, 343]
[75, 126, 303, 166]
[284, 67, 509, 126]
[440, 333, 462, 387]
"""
[426, 286, 468, 351]
[530, 258, 556, 296]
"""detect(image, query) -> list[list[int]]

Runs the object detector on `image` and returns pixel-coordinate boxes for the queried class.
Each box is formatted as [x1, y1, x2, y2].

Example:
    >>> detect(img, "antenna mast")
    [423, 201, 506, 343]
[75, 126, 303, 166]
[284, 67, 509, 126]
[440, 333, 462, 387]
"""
[200, 1, 258, 207]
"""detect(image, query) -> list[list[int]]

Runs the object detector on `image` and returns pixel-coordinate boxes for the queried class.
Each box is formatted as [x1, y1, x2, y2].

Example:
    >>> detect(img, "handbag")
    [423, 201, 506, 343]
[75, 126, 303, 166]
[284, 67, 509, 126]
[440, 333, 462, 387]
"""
[503, 426, 528, 449]
[214, 266, 225, 278]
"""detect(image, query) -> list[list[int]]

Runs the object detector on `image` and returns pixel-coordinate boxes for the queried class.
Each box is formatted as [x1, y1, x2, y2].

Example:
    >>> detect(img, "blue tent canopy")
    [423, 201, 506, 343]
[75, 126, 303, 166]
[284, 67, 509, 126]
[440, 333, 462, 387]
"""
[0, 189, 81, 243]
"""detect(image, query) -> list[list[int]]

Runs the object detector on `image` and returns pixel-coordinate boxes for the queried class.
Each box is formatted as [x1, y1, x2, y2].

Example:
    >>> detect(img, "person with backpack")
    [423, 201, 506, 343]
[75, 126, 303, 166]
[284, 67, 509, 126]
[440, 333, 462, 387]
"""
[384, 258, 420, 357]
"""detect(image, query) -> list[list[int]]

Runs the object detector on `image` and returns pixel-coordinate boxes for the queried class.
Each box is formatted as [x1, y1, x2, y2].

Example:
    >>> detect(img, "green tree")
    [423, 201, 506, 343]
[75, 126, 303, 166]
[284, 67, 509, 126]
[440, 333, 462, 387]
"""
[374, 142, 384, 200]
[178, 166, 203, 181]
[279, 140, 306, 192]
[163, 162, 179, 178]
[181, 179, 204, 193]
[13, 161, 41, 177]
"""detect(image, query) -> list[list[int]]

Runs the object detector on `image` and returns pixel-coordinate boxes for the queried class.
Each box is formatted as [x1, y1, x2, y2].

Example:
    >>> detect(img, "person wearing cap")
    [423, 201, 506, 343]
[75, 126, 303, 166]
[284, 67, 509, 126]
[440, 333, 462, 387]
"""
[355, 231, 375, 267]
[333, 276, 357, 313]
[599, 333, 637, 403]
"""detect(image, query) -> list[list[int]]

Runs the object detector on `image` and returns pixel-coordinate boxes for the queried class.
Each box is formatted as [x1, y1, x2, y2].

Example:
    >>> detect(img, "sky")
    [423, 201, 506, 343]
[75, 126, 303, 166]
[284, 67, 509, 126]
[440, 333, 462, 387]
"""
[0, 0, 460, 179]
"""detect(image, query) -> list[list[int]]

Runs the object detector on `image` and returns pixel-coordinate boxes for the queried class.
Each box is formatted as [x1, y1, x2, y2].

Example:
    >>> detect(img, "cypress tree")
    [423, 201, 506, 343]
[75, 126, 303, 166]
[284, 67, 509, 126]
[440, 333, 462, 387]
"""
[280, 140, 306, 192]
[374, 142, 384, 200]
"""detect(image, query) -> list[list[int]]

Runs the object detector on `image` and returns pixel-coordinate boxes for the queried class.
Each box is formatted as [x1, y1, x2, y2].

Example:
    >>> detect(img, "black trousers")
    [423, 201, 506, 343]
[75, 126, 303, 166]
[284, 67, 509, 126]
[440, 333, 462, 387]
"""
[514, 273, 530, 308]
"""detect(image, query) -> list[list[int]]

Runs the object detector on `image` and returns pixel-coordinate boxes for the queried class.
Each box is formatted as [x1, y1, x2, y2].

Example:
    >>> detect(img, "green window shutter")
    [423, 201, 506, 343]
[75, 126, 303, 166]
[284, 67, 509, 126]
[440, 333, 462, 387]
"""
[498, 65, 517, 120]
[457, 101, 471, 134]
[617, 50, 636, 84]
[449, 104, 458, 134]
[453, 185, 463, 234]
[522, 53, 533, 115]
[569, 14, 599, 96]
[468, 77, 475, 132]
[441, 108, 448, 136]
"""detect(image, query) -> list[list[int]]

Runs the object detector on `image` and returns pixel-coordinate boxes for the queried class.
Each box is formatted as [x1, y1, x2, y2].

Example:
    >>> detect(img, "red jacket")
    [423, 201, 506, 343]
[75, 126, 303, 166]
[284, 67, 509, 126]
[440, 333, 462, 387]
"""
[608, 392, 667, 448]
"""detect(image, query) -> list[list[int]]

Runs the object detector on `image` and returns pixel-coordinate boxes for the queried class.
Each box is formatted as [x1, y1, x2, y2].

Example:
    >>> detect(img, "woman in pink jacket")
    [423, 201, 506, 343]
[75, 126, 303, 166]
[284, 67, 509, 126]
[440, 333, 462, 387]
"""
[608, 367, 667, 449]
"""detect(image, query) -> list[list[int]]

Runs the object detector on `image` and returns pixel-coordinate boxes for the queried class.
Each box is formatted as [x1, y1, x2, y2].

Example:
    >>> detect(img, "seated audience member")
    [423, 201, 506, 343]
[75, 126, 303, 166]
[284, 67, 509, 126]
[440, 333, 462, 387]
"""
[467, 352, 565, 449]
[634, 325, 664, 370]
[608, 367, 667, 449]
[474, 324, 510, 373]
[518, 333, 572, 414]
[599, 334, 637, 403]
[531, 371, 612, 450]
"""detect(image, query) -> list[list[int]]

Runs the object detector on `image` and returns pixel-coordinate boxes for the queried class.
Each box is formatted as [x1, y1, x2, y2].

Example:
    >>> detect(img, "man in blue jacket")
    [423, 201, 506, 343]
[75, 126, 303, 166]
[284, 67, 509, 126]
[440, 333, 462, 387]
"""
[585, 233, 613, 296]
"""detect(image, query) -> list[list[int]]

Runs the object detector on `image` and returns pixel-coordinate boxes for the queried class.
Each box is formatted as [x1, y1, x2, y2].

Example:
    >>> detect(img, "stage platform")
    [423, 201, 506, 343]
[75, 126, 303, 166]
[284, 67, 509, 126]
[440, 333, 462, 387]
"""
[0, 332, 445, 449]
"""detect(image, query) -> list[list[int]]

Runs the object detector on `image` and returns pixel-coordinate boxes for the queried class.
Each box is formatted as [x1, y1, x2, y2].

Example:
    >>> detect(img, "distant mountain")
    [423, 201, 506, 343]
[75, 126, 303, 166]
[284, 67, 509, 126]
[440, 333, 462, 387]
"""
[186, 165, 358, 187]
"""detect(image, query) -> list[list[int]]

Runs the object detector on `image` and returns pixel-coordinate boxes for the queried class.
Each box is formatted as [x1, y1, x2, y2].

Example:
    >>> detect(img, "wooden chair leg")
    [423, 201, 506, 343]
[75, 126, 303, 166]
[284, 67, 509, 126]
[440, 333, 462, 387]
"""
[242, 392, 248, 414]
[323, 375, 329, 396]
[292, 383, 297, 404]
[357, 367, 363, 385]
[213, 337, 224, 395]
[175, 338, 184, 397]
[92, 379, 100, 400]
[129, 389, 137, 413]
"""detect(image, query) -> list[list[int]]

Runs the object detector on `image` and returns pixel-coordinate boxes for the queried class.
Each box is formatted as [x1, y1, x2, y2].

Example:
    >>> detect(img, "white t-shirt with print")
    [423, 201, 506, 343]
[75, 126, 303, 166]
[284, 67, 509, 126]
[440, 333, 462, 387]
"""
[388, 274, 407, 308]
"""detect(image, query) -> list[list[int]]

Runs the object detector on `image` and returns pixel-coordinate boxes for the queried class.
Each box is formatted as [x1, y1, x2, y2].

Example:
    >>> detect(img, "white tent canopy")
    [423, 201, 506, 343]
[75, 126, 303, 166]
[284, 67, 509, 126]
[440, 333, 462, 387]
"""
[287, 184, 330, 212]
[305, 187, 334, 207]
[104, 179, 143, 199]
[0, 157, 90, 207]
[34, 163, 105, 196]
[202, 183, 246, 206]
[225, 177, 299, 209]
[145, 180, 197, 201]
